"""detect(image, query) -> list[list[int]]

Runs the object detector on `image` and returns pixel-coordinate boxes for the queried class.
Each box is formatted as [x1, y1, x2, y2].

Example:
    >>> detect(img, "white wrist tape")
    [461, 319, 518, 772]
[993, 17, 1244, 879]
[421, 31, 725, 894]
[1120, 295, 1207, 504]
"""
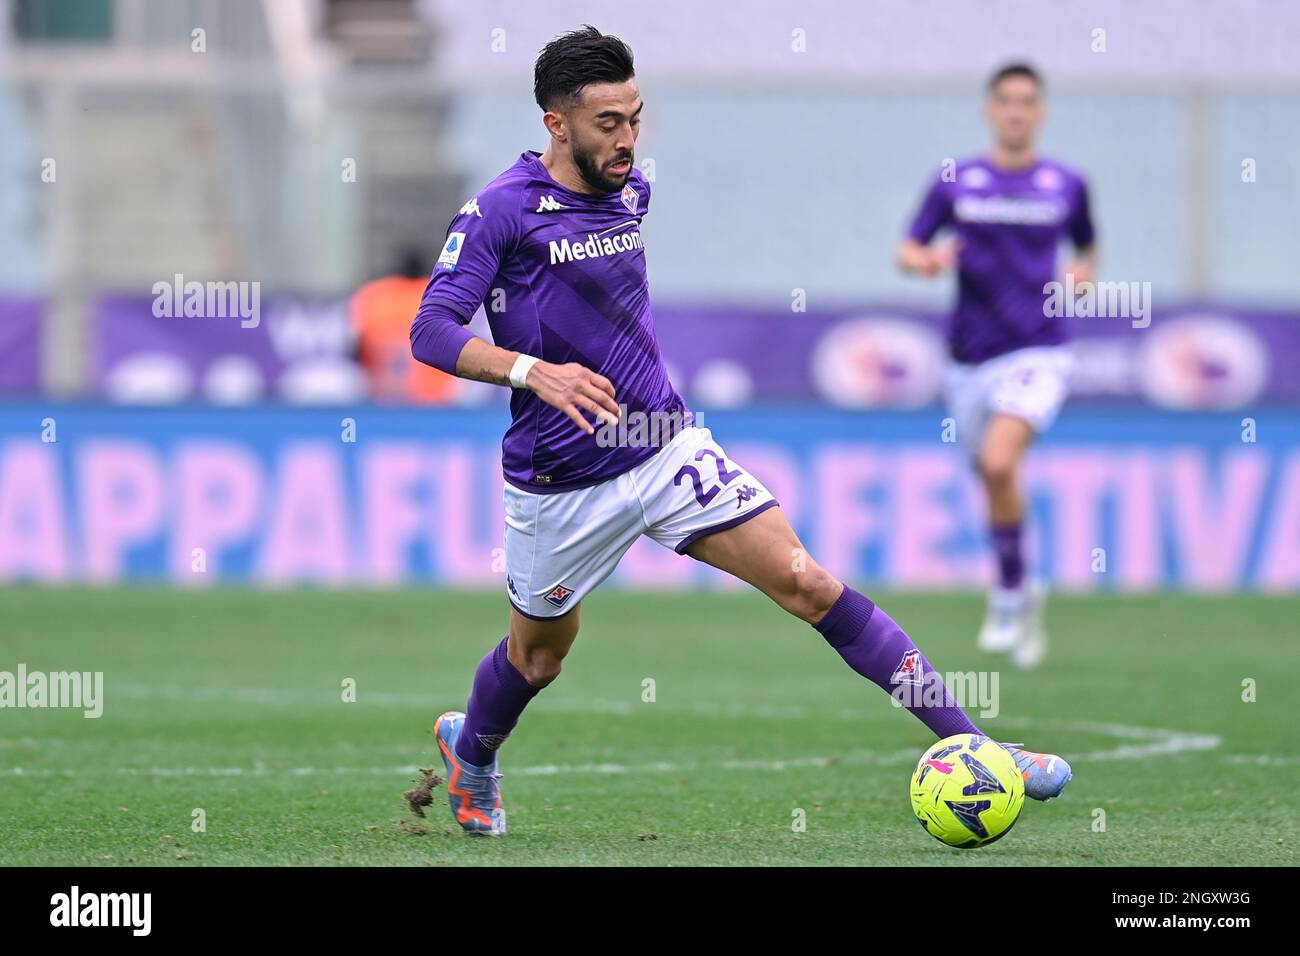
[509, 354, 540, 389]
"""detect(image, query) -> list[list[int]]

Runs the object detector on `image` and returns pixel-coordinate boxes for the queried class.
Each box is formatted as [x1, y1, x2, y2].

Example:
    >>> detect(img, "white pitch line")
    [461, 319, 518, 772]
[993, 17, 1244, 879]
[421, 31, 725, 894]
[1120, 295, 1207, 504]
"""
[1223, 754, 1300, 767]
[0, 722, 1226, 779]
[107, 683, 888, 721]
[1, 756, 904, 779]
[1023, 719, 1222, 762]
[0, 752, 931, 779]
[5, 687, 1225, 774]
[89, 687, 1233, 753]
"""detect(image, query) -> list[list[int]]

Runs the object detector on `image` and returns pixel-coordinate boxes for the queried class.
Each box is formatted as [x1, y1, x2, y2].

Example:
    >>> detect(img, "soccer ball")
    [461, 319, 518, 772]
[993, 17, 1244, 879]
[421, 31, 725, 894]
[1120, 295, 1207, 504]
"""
[910, 733, 1025, 848]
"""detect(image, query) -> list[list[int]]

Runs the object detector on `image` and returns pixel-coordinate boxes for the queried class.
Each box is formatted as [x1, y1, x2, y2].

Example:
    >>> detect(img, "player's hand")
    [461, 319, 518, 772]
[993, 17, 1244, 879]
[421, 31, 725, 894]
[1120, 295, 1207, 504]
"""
[925, 238, 962, 275]
[1063, 259, 1094, 287]
[524, 361, 620, 436]
[898, 238, 961, 276]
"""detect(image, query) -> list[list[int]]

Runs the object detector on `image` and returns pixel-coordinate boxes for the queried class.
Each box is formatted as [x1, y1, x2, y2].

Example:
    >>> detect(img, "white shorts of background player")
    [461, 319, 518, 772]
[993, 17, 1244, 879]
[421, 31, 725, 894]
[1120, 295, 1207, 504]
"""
[945, 345, 1076, 456]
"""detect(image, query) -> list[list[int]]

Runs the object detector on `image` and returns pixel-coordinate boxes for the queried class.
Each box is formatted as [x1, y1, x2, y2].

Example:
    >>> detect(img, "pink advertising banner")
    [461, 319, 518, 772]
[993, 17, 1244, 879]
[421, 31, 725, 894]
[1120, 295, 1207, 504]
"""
[0, 406, 1296, 592]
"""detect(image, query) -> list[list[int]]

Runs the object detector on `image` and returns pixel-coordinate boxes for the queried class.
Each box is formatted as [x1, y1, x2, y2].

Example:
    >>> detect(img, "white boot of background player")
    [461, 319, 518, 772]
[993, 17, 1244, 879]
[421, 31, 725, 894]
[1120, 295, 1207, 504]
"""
[1009, 582, 1049, 670]
[977, 583, 1048, 666]
[977, 586, 1027, 653]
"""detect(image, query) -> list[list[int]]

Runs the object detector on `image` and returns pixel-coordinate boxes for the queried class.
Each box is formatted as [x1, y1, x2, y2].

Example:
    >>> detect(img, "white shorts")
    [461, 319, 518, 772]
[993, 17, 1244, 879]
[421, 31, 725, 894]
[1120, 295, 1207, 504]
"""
[945, 345, 1075, 455]
[503, 425, 777, 619]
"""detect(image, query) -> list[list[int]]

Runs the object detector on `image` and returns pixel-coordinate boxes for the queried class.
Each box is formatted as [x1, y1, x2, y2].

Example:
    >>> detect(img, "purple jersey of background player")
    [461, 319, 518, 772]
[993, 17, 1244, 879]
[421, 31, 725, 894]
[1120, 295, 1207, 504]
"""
[906, 155, 1095, 364]
[416, 151, 687, 492]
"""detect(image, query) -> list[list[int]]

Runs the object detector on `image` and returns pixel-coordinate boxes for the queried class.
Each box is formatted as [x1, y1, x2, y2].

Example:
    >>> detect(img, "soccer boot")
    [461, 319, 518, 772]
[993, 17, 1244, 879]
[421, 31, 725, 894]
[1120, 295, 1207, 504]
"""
[977, 587, 1026, 653]
[1009, 582, 1049, 670]
[434, 710, 506, 836]
[1001, 743, 1072, 801]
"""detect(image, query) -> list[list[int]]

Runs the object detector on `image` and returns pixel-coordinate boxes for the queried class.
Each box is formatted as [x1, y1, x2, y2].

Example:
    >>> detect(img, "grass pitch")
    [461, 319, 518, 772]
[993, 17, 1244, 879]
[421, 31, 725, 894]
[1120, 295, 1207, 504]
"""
[1, 587, 1295, 866]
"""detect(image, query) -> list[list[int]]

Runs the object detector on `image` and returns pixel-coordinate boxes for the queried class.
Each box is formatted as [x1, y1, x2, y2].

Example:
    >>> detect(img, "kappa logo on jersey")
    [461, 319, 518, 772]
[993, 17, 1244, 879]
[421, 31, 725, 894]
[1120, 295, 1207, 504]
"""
[536, 194, 566, 213]
[544, 584, 575, 608]
[437, 231, 465, 271]
[620, 183, 638, 213]
[459, 197, 482, 218]
[891, 649, 925, 686]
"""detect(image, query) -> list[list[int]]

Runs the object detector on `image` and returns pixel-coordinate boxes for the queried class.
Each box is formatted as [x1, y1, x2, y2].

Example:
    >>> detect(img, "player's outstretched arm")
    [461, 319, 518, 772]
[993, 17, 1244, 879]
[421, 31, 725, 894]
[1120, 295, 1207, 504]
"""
[453, 337, 620, 436]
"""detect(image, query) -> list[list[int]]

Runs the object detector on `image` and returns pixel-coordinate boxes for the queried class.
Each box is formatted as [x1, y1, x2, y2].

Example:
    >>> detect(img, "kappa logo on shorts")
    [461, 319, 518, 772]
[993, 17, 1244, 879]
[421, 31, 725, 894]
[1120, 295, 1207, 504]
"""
[544, 584, 575, 608]
[891, 649, 925, 686]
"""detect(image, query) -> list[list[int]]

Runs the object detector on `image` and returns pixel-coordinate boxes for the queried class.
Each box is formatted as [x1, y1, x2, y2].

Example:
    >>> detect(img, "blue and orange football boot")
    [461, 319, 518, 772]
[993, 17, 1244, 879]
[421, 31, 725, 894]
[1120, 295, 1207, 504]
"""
[434, 711, 506, 836]
[1001, 743, 1072, 801]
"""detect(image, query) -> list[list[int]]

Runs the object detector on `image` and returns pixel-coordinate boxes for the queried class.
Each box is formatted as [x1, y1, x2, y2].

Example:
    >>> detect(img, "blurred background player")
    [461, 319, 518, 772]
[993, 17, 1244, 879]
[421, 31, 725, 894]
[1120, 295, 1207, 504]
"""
[896, 63, 1096, 669]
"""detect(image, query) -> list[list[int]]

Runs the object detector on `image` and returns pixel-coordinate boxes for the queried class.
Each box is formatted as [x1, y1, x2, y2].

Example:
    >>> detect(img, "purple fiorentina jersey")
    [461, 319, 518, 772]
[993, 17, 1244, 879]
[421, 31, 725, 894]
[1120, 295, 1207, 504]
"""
[906, 155, 1095, 365]
[421, 151, 686, 492]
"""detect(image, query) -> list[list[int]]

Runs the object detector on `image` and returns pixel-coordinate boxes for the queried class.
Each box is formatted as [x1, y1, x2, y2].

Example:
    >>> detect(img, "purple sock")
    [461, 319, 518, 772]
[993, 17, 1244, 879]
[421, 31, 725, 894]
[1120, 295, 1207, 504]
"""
[991, 523, 1025, 590]
[455, 636, 542, 767]
[814, 586, 983, 740]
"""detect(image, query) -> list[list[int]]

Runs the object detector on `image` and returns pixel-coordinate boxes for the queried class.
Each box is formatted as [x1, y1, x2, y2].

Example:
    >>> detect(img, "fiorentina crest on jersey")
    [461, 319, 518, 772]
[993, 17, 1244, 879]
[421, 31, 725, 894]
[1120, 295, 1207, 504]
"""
[544, 584, 575, 608]
[620, 183, 638, 213]
[891, 649, 925, 686]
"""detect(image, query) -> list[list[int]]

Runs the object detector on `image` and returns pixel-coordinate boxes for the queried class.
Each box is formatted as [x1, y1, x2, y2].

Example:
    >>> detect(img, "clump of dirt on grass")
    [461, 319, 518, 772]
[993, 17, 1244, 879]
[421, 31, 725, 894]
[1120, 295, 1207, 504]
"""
[398, 819, 428, 837]
[403, 768, 441, 819]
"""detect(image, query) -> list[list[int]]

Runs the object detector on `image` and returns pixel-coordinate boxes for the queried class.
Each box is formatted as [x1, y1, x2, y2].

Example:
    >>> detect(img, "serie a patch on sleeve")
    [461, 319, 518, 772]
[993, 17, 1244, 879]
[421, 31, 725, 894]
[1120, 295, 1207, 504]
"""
[437, 232, 466, 271]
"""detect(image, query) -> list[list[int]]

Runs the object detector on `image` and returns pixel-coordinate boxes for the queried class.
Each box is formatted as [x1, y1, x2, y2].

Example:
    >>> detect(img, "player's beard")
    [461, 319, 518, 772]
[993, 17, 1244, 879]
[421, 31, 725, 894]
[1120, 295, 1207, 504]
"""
[573, 140, 633, 194]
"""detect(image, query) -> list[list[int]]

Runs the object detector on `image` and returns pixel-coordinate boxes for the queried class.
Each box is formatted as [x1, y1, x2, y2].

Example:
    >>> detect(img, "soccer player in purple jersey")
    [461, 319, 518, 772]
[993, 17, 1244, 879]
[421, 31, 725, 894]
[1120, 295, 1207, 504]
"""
[410, 29, 1071, 836]
[898, 63, 1096, 670]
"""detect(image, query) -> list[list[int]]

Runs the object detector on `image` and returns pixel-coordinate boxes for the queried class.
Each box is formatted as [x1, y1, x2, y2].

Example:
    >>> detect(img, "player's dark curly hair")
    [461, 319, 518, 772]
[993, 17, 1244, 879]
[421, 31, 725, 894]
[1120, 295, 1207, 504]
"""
[987, 61, 1044, 92]
[534, 25, 635, 112]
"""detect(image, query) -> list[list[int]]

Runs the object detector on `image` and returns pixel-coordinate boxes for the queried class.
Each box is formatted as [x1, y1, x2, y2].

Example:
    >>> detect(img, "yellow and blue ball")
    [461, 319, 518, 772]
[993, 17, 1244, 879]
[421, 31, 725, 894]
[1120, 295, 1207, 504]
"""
[910, 733, 1025, 848]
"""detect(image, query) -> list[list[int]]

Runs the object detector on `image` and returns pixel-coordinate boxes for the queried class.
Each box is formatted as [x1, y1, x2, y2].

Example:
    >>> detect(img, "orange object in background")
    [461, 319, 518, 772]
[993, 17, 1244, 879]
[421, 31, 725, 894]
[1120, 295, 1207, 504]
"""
[352, 273, 459, 404]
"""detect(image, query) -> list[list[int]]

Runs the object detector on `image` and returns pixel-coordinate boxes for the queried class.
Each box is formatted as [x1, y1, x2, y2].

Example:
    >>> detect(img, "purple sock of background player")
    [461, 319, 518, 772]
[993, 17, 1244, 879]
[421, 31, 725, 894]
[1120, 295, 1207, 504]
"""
[455, 636, 541, 767]
[991, 523, 1025, 590]
[814, 586, 984, 739]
